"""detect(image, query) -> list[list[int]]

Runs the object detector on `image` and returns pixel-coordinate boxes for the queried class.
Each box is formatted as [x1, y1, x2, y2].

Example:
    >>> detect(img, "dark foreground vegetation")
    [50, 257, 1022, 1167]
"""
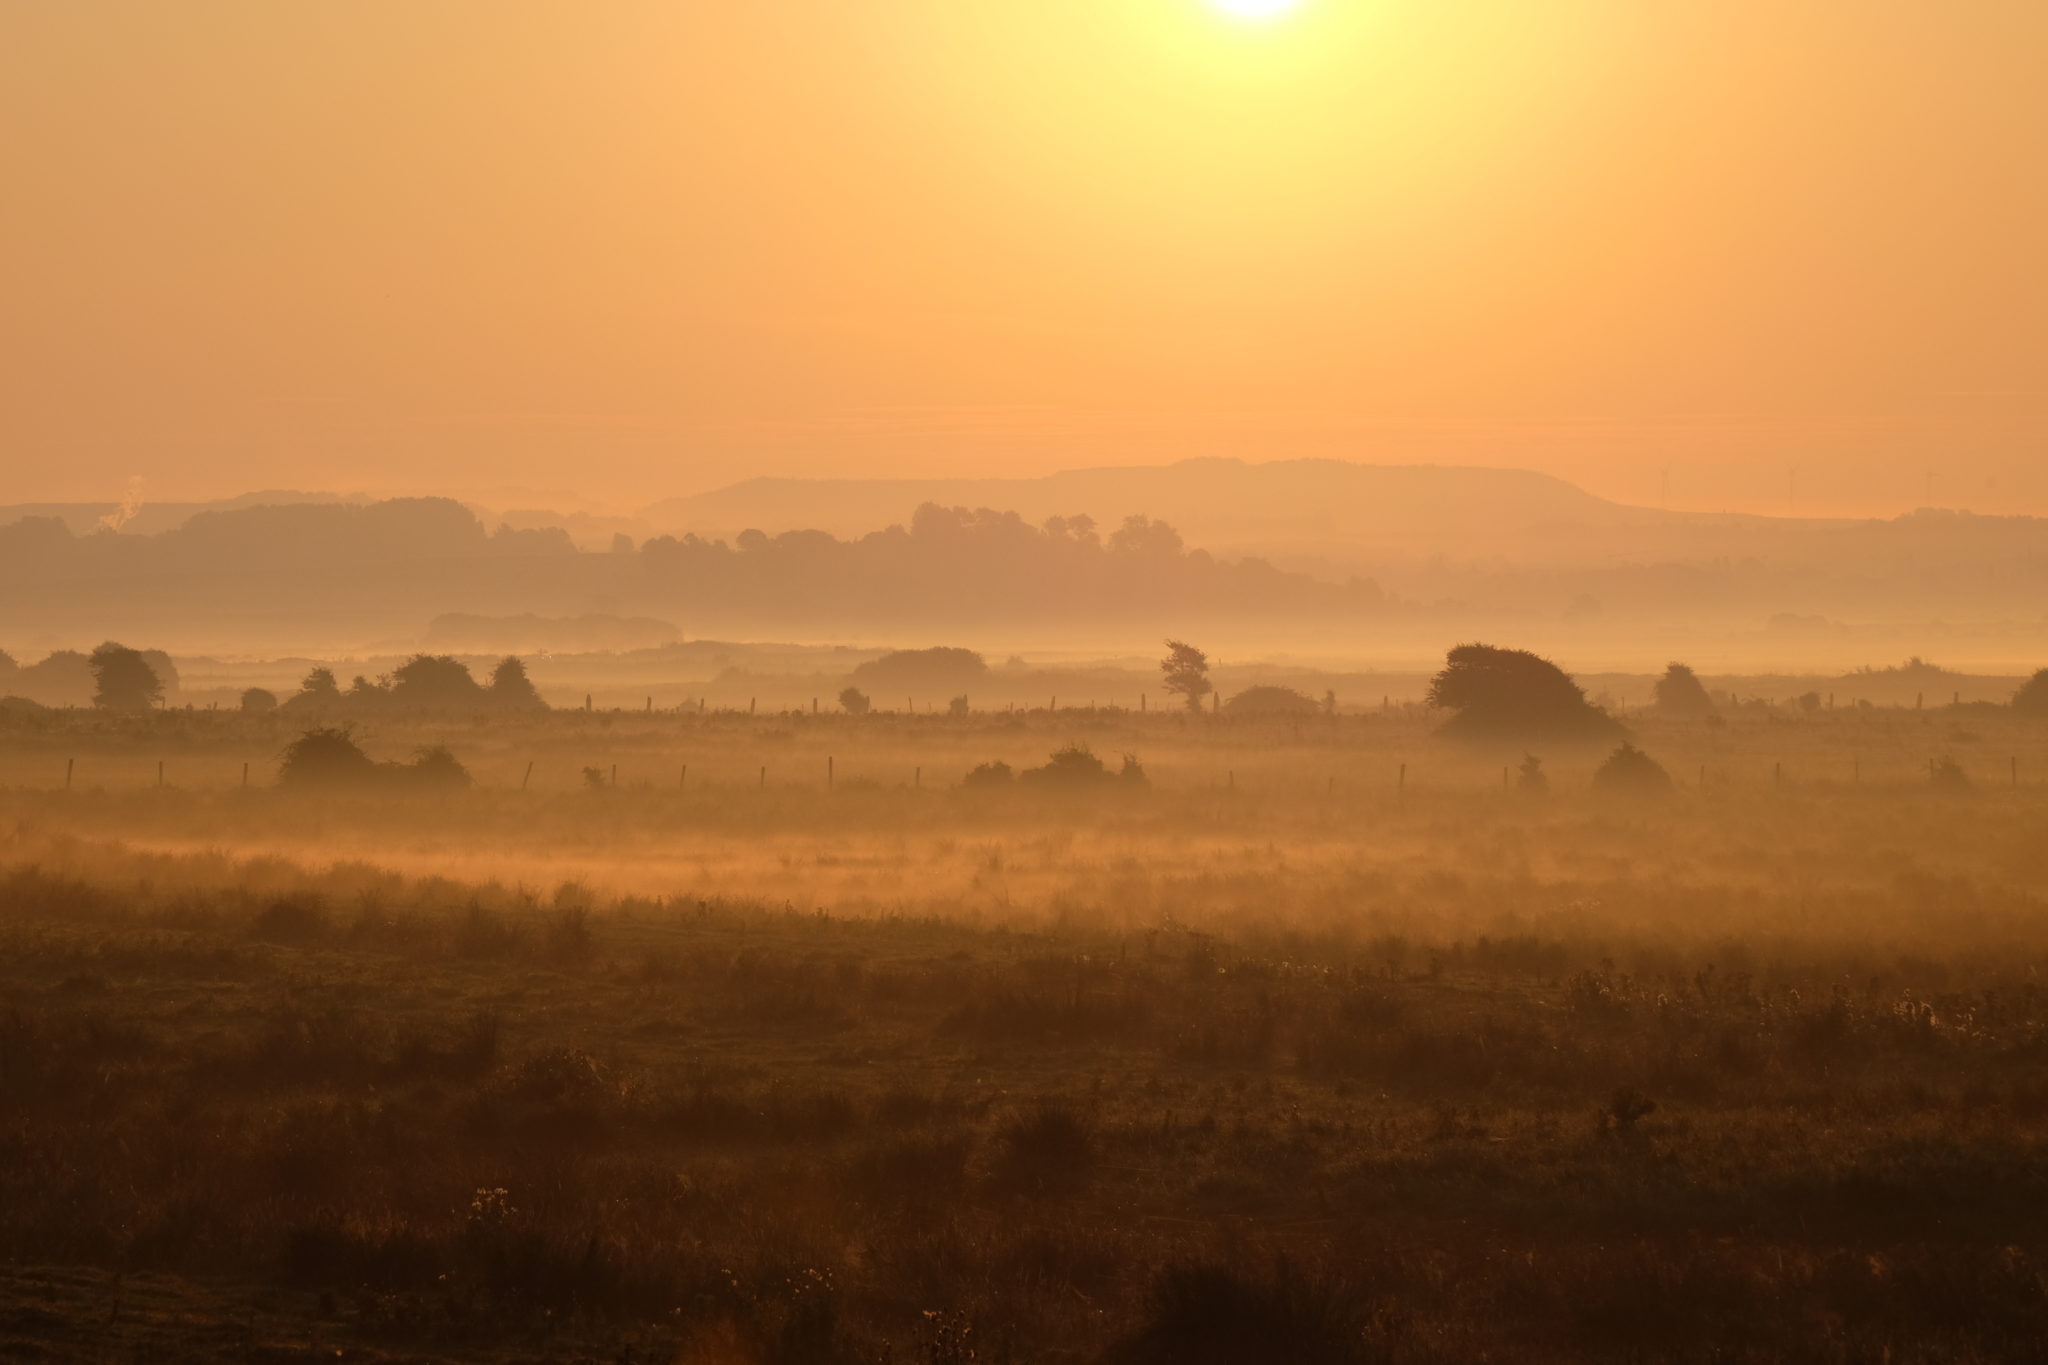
[5, 762, 2048, 1362]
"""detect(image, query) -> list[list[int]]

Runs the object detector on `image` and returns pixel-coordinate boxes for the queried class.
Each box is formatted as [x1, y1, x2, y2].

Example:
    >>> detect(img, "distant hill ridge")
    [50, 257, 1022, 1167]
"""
[641, 458, 1670, 547]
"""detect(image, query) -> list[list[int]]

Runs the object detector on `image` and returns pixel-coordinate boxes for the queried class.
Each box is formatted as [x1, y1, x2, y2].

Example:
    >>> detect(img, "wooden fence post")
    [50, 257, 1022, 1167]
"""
[522, 761, 534, 791]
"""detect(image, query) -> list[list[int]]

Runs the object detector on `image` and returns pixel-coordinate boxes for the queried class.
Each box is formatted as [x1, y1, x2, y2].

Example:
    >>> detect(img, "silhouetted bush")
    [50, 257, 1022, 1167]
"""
[278, 728, 379, 787]
[1223, 685, 1319, 716]
[1591, 742, 1673, 795]
[1931, 756, 1974, 792]
[88, 641, 162, 712]
[1428, 643, 1623, 745]
[277, 727, 472, 790]
[2013, 669, 2048, 717]
[389, 654, 486, 709]
[1654, 662, 1716, 715]
[962, 760, 1014, 788]
[409, 745, 473, 789]
[282, 666, 342, 713]
[838, 686, 872, 716]
[240, 686, 279, 715]
[488, 655, 548, 709]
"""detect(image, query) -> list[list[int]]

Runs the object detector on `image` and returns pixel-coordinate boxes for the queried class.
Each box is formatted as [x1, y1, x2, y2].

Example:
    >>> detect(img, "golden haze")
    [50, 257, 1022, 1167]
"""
[3, 1, 2045, 514]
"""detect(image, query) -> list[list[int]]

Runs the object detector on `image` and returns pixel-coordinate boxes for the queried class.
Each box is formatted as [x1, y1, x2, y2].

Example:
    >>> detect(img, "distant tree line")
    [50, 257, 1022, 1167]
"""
[0, 497, 1385, 634]
[281, 655, 548, 715]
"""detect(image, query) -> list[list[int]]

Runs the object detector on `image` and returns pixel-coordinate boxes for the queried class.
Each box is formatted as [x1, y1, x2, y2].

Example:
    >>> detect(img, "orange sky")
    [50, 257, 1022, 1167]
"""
[4, 1, 2045, 518]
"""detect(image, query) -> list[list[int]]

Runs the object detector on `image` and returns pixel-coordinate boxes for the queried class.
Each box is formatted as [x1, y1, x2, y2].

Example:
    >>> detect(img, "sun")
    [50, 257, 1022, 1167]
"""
[1210, 0, 1305, 19]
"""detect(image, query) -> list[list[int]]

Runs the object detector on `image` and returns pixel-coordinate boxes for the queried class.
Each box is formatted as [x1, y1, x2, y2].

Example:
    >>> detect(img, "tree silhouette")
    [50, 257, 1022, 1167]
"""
[1654, 663, 1715, 715]
[1161, 640, 1212, 713]
[288, 667, 342, 711]
[1592, 742, 1673, 794]
[962, 760, 1014, 788]
[2013, 669, 2048, 717]
[1426, 643, 1622, 744]
[389, 655, 485, 709]
[409, 745, 473, 788]
[488, 656, 547, 709]
[1222, 685, 1318, 717]
[278, 727, 378, 786]
[838, 686, 872, 716]
[240, 687, 279, 715]
[278, 726, 473, 789]
[88, 642, 162, 712]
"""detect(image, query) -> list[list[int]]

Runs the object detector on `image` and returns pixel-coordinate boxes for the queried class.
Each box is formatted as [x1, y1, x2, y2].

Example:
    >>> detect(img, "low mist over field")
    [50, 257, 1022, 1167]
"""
[8, 623, 2048, 1361]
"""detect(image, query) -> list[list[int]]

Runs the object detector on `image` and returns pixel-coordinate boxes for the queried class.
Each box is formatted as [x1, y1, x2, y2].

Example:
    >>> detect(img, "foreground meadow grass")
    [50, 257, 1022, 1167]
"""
[4, 721, 2048, 1361]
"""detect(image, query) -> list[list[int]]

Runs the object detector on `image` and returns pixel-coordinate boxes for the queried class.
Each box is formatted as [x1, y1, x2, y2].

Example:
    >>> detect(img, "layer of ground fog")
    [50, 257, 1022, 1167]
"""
[5, 705, 2048, 1360]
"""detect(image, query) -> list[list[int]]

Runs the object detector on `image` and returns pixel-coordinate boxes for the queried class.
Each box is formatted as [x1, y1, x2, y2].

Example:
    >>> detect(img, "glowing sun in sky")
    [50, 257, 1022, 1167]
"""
[1210, 0, 1305, 19]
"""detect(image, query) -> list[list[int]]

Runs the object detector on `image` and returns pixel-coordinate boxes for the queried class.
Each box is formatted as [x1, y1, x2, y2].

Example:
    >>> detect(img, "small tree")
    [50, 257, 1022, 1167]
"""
[1020, 743, 1108, 786]
[1161, 640, 1212, 714]
[1517, 754, 1548, 795]
[948, 694, 971, 717]
[1930, 756, 1973, 792]
[278, 727, 378, 787]
[489, 656, 547, 709]
[839, 686, 872, 716]
[240, 687, 279, 715]
[1427, 643, 1622, 745]
[1653, 663, 1715, 716]
[1591, 742, 1673, 795]
[89, 642, 163, 712]
[1222, 685, 1318, 717]
[409, 746, 473, 789]
[289, 667, 342, 710]
[2013, 669, 2048, 717]
[962, 760, 1014, 788]
[389, 654, 485, 709]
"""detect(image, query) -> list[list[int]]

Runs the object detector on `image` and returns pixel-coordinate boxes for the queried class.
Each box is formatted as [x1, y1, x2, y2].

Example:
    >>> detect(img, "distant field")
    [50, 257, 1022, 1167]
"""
[3, 705, 2048, 1360]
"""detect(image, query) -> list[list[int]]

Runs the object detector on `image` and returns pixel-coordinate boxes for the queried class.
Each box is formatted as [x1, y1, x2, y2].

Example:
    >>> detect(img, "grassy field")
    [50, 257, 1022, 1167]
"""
[4, 704, 2048, 1361]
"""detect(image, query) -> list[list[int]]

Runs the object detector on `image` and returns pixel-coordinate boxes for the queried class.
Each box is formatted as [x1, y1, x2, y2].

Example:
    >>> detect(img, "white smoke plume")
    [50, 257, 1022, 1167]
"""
[96, 477, 146, 532]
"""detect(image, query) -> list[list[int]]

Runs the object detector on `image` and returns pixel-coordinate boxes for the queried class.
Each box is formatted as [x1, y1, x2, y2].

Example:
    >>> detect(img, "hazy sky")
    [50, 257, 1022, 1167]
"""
[5, 1, 2045, 516]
